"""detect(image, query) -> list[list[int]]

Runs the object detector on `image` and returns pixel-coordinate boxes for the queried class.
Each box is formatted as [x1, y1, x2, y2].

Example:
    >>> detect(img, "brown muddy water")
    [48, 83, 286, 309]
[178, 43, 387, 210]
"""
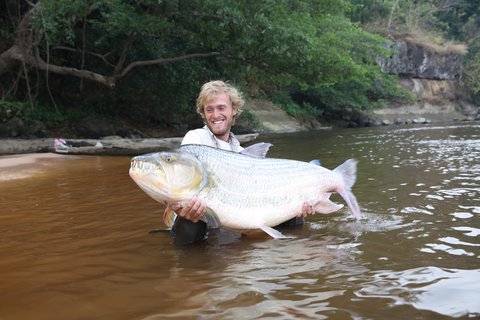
[1, 122, 479, 320]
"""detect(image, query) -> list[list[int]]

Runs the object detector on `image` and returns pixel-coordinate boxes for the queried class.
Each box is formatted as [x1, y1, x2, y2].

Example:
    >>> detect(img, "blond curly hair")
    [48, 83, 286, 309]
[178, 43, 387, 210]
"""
[196, 80, 244, 119]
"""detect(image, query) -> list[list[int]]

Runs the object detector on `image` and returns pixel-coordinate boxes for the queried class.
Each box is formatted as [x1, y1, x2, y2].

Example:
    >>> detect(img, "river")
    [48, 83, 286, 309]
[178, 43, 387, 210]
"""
[0, 122, 479, 319]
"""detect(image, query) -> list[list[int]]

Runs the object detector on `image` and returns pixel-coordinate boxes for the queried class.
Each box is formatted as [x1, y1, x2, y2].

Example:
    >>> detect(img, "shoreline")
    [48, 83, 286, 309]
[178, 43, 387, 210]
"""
[1, 119, 477, 176]
[1, 114, 477, 156]
[0, 133, 259, 156]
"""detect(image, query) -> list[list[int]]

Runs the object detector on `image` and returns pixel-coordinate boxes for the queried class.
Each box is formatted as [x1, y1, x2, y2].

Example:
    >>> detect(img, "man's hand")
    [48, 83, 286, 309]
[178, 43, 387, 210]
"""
[298, 202, 315, 217]
[168, 196, 206, 223]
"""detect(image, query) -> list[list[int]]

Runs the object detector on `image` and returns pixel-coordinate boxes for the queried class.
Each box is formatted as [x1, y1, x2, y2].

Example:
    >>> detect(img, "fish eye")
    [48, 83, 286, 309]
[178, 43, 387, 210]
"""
[163, 154, 175, 162]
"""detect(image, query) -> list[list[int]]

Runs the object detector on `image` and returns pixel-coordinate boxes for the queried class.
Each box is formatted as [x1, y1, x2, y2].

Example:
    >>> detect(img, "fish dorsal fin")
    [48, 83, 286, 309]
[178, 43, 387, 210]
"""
[309, 159, 321, 166]
[240, 142, 273, 158]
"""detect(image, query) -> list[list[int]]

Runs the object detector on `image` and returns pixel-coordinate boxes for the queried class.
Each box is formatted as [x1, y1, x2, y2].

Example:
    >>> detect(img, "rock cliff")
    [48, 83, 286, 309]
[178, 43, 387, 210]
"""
[375, 35, 479, 122]
[380, 36, 463, 80]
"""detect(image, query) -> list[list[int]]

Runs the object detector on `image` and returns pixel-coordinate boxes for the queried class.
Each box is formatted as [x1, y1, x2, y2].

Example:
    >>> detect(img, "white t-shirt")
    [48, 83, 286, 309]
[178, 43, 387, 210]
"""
[181, 125, 244, 152]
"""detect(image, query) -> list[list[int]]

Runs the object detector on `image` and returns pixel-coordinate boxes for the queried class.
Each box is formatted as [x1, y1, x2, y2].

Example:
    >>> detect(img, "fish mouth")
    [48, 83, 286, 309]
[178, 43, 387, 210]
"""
[130, 157, 162, 174]
[129, 154, 169, 201]
[129, 154, 167, 182]
[129, 151, 207, 203]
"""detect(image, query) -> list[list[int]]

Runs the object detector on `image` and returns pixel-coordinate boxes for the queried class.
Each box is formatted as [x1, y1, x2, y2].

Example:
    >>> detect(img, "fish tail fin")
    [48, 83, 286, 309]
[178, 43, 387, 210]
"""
[339, 190, 362, 219]
[333, 159, 358, 189]
[334, 159, 362, 219]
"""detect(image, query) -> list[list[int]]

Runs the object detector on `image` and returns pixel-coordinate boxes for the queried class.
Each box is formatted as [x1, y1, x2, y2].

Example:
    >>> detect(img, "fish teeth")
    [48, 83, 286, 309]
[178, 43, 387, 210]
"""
[131, 160, 156, 172]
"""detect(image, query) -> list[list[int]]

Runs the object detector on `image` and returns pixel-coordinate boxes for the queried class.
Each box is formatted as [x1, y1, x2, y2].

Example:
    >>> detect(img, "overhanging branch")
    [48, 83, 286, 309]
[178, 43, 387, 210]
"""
[114, 51, 223, 82]
[0, 2, 224, 88]
[1, 42, 223, 88]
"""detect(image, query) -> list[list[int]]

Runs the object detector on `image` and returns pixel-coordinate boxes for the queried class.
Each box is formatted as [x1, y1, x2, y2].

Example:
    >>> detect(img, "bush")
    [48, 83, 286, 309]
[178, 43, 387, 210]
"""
[0, 100, 88, 128]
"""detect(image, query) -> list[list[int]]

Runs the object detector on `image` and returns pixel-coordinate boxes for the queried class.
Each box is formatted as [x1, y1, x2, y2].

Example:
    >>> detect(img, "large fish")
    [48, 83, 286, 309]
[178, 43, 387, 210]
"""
[129, 144, 361, 238]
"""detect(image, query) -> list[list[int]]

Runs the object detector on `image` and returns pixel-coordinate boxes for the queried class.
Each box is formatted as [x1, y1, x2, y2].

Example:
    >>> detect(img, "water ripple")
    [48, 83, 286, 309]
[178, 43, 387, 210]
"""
[452, 226, 480, 237]
[356, 267, 480, 318]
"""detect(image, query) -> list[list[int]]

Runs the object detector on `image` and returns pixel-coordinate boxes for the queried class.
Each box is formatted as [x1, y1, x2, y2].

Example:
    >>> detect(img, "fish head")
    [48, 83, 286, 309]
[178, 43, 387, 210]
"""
[129, 151, 207, 203]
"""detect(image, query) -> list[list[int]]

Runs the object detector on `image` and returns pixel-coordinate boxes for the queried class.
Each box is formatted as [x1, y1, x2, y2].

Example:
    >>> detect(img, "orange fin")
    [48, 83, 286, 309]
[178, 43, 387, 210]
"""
[163, 208, 177, 228]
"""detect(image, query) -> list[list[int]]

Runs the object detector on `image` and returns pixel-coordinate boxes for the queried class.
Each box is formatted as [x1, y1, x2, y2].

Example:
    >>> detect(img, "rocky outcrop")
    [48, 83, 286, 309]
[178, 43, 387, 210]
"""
[379, 37, 464, 80]
[375, 35, 479, 122]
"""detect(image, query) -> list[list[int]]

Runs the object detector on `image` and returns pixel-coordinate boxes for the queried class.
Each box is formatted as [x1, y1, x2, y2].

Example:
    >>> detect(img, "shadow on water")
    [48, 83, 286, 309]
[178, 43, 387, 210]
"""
[0, 122, 479, 319]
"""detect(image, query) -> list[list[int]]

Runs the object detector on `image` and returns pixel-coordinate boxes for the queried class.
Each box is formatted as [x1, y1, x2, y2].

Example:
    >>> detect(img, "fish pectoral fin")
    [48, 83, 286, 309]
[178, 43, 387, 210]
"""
[259, 226, 294, 239]
[313, 199, 344, 214]
[202, 209, 221, 229]
[163, 207, 177, 228]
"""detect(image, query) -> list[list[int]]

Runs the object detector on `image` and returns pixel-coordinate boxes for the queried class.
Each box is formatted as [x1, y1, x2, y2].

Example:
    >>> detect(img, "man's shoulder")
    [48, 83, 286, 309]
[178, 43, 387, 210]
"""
[183, 127, 210, 139]
[182, 127, 214, 146]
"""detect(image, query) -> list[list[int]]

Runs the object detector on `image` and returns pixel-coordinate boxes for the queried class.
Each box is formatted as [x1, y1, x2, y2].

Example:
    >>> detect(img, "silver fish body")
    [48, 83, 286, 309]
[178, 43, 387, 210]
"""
[129, 144, 361, 238]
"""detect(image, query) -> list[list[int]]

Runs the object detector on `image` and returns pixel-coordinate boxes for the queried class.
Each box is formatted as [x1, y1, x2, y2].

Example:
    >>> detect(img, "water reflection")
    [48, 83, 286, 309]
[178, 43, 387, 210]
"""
[142, 235, 366, 320]
[0, 122, 479, 319]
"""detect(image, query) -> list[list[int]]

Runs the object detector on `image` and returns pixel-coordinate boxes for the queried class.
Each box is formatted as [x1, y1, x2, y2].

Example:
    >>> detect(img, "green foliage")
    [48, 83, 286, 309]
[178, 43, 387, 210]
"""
[4, 0, 474, 132]
[273, 91, 322, 119]
[237, 109, 262, 131]
[433, 0, 480, 41]
[348, 0, 391, 24]
[0, 99, 88, 128]
[0, 101, 29, 123]
[277, 12, 408, 114]
[349, 0, 451, 37]
[274, 94, 306, 118]
[464, 49, 480, 96]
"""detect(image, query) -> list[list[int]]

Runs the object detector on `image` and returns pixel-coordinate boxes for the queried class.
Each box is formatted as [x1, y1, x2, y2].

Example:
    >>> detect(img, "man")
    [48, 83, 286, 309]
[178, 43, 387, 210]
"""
[168, 80, 313, 245]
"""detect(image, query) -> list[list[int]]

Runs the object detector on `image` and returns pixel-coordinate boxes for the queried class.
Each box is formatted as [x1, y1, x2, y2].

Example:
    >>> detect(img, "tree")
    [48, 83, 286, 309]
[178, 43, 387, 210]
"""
[0, 0, 223, 89]
[0, 0, 404, 129]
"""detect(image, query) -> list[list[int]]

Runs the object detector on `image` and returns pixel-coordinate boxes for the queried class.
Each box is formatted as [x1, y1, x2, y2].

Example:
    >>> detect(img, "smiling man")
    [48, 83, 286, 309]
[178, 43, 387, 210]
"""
[182, 80, 245, 152]
[168, 80, 309, 245]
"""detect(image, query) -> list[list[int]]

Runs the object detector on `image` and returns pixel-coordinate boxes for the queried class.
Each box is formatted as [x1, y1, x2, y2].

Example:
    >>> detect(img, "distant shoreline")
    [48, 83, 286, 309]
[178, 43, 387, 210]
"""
[0, 133, 259, 156]
[1, 112, 477, 156]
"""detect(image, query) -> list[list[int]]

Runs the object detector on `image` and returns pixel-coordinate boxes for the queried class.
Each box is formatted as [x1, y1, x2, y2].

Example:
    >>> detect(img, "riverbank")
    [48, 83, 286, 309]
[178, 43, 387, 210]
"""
[0, 153, 68, 181]
[0, 133, 259, 156]
[372, 102, 476, 124]
[1, 98, 478, 156]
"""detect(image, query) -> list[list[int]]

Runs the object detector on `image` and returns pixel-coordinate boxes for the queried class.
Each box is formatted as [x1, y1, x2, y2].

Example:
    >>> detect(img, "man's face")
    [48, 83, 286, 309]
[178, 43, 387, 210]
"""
[203, 92, 237, 141]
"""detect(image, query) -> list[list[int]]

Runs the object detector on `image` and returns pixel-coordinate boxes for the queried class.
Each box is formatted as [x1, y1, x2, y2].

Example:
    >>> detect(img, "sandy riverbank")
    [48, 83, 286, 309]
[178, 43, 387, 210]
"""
[0, 152, 73, 181]
[0, 153, 69, 169]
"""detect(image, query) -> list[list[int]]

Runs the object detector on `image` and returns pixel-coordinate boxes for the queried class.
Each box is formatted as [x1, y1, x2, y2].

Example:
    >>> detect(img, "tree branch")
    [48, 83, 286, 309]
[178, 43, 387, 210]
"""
[112, 51, 223, 83]
[51, 46, 115, 67]
[113, 32, 137, 75]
